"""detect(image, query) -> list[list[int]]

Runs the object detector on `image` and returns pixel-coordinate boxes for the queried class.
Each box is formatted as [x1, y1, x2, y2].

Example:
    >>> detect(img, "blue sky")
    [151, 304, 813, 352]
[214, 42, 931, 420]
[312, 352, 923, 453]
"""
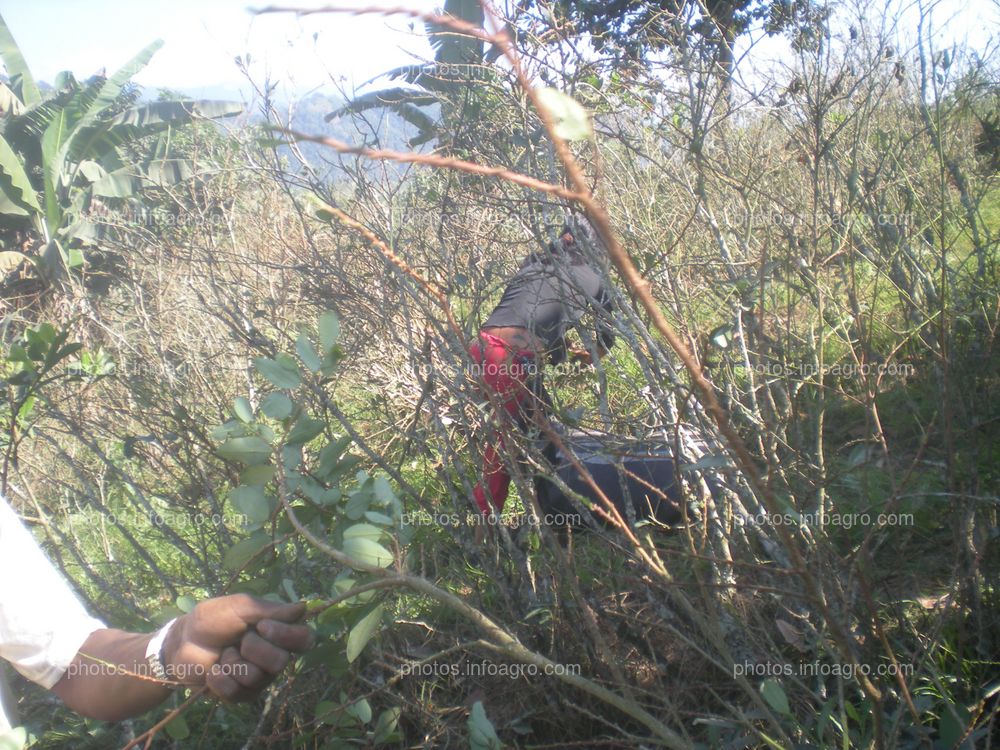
[1, 0, 437, 100]
[1, 0, 996, 102]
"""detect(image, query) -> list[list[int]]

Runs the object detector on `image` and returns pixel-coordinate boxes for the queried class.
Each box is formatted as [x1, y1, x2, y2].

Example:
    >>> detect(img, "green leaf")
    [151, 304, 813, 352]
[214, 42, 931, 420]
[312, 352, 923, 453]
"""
[345, 489, 371, 520]
[535, 87, 592, 141]
[241, 465, 275, 485]
[315, 700, 342, 727]
[282, 444, 303, 470]
[760, 679, 791, 715]
[139, 157, 191, 188]
[346, 604, 383, 662]
[230, 485, 273, 524]
[40, 111, 68, 231]
[343, 532, 393, 568]
[16, 395, 36, 424]
[46, 41, 164, 232]
[396, 103, 439, 145]
[217, 436, 272, 464]
[30, 322, 55, 344]
[286, 417, 325, 446]
[89, 165, 141, 198]
[234, 397, 254, 423]
[7, 343, 28, 363]
[324, 454, 362, 482]
[223, 531, 272, 570]
[373, 706, 402, 744]
[62, 214, 101, 246]
[110, 99, 241, 128]
[164, 715, 189, 740]
[0, 188, 29, 216]
[345, 697, 372, 725]
[296, 332, 323, 372]
[319, 436, 352, 473]
[815, 696, 837, 741]
[91, 41, 165, 120]
[261, 392, 293, 420]
[76, 160, 105, 182]
[938, 702, 971, 749]
[0, 134, 41, 213]
[319, 311, 341, 352]
[373, 476, 395, 505]
[426, 0, 484, 65]
[299, 476, 339, 505]
[210, 407, 233, 438]
[255, 356, 301, 389]
[468, 701, 502, 750]
[344, 523, 385, 542]
[0, 82, 23, 117]
[54, 343, 83, 362]
[327, 89, 438, 122]
[0, 13, 40, 105]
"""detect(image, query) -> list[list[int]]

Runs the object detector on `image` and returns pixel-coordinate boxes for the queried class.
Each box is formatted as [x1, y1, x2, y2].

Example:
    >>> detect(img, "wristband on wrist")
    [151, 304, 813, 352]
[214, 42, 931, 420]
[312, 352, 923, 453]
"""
[145, 618, 178, 683]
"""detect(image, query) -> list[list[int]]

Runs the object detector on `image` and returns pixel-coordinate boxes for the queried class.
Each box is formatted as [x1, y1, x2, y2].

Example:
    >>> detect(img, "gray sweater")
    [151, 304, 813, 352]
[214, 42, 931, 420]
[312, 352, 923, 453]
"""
[483, 252, 616, 364]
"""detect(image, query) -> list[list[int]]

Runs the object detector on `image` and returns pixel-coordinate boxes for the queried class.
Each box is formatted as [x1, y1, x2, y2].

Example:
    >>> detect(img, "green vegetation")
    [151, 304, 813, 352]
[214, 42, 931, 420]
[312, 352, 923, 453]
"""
[0, 13, 241, 287]
[1, 1, 998, 748]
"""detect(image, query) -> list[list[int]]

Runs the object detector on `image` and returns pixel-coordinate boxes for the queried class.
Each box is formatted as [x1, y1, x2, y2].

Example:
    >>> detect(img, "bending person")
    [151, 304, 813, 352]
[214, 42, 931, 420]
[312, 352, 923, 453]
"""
[469, 216, 617, 518]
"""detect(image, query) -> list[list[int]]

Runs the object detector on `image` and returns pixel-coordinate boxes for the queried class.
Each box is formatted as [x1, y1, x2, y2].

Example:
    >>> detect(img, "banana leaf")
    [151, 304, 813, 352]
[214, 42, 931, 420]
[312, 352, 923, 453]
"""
[0, 12, 40, 106]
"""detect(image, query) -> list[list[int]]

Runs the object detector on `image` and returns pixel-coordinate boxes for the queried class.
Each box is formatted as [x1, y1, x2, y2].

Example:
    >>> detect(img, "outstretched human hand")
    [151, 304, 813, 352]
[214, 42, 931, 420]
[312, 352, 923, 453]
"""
[53, 593, 314, 721]
[162, 594, 313, 701]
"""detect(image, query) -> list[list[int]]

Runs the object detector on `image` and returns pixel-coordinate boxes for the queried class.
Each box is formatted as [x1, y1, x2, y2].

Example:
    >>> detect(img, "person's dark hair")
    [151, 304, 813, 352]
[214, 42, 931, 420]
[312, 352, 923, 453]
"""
[556, 214, 602, 262]
[560, 215, 601, 247]
[520, 214, 600, 268]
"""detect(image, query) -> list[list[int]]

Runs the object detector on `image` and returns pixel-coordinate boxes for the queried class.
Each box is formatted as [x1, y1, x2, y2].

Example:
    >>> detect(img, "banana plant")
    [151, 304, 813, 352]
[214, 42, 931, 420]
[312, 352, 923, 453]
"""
[326, 0, 495, 148]
[0, 12, 242, 281]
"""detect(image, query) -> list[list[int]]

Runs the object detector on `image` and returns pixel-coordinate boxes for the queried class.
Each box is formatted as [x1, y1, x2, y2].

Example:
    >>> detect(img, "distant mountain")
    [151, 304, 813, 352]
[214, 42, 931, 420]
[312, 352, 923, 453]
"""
[139, 82, 437, 184]
[291, 92, 432, 148]
[162, 87, 436, 185]
[10, 76, 434, 187]
[142, 82, 249, 102]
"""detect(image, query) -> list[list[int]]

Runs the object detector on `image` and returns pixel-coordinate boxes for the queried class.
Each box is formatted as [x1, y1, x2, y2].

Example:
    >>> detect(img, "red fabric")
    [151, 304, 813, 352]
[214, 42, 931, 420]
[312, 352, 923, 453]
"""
[470, 332, 537, 514]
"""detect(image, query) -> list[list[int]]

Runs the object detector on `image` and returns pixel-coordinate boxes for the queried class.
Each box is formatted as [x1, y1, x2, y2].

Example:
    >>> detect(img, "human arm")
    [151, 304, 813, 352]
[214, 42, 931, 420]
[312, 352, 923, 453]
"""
[567, 281, 615, 366]
[594, 281, 617, 356]
[50, 595, 313, 722]
[567, 346, 605, 366]
[2, 497, 312, 723]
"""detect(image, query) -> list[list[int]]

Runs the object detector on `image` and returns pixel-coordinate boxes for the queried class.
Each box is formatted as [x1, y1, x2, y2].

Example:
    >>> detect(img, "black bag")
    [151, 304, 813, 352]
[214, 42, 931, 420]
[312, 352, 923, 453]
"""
[534, 434, 686, 529]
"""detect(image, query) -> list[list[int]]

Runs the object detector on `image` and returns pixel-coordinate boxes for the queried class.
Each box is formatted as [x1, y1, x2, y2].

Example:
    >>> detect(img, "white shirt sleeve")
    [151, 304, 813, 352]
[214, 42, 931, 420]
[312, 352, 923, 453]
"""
[0, 497, 106, 690]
